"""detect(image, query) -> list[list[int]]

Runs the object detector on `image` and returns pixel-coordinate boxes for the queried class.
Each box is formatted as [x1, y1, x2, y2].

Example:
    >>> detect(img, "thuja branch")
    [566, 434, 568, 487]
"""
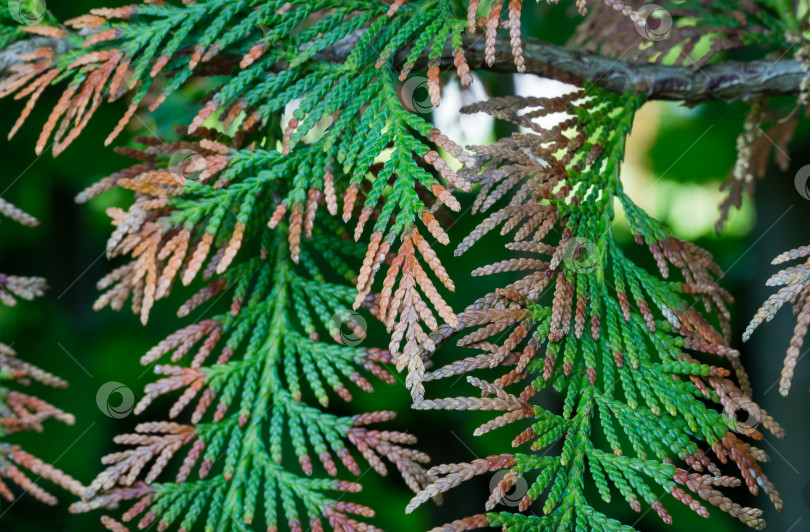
[2, 29, 809, 106]
[308, 29, 810, 103]
[440, 35, 810, 103]
[0, 200, 83, 507]
[407, 86, 785, 532]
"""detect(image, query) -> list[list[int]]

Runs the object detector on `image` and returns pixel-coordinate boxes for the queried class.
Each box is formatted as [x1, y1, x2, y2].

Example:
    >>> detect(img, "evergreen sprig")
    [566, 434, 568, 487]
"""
[0, 0, 483, 400]
[0, 200, 83, 510]
[405, 87, 784, 531]
[67, 132, 437, 530]
[744, 245, 810, 396]
[0, 1, 806, 530]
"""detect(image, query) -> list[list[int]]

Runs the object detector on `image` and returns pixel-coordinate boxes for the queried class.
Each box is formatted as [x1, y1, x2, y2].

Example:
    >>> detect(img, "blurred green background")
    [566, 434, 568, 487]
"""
[1, 1, 809, 531]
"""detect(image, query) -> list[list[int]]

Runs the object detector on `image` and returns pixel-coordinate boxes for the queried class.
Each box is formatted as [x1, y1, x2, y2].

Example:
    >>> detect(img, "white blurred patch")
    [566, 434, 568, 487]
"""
[432, 74, 494, 147]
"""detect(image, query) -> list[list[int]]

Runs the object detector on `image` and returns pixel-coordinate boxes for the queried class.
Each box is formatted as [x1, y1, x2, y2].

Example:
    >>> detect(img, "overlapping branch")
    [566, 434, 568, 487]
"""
[446, 35, 810, 103]
[3, 31, 809, 105]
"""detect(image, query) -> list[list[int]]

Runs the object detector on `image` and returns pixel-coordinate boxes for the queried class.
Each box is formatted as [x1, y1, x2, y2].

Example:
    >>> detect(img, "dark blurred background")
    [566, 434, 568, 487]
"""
[1, 1, 809, 531]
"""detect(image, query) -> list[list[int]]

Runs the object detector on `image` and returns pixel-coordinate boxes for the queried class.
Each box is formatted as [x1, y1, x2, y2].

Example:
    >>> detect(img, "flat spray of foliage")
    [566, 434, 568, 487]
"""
[0, 199, 83, 508]
[0, 0, 809, 531]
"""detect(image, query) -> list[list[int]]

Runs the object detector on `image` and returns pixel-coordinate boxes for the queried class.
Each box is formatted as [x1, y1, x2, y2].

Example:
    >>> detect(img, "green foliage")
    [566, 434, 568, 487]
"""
[2, 0, 809, 531]
[406, 86, 783, 531]
[0, 0, 477, 526]
[0, 1, 51, 46]
[72, 219, 431, 530]
[2, 0, 475, 397]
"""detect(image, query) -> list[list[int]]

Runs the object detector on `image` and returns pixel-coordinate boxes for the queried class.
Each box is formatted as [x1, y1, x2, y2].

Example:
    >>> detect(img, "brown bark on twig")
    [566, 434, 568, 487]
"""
[416, 35, 809, 104]
[2, 32, 807, 105]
